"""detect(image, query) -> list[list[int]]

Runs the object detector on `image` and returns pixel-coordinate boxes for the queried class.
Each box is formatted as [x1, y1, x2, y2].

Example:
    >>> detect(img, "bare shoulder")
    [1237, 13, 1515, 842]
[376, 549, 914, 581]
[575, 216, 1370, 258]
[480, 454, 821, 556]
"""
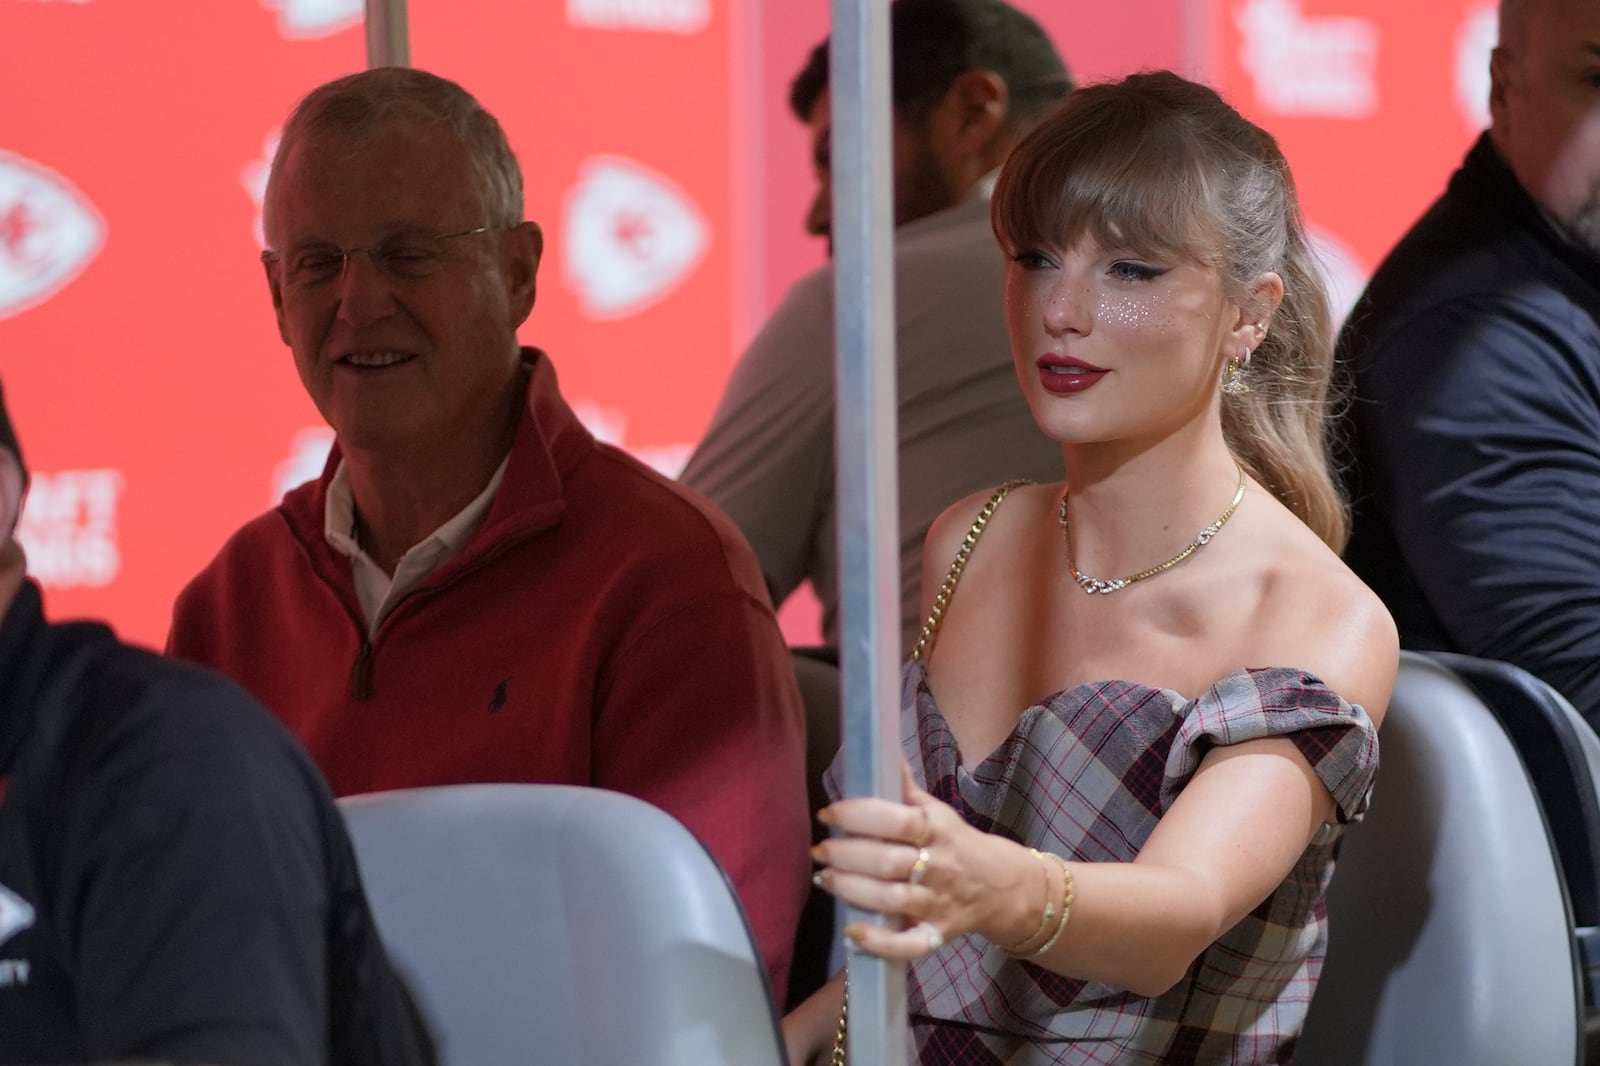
[920, 480, 1056, 616]
[1252, 518, 1399, 724]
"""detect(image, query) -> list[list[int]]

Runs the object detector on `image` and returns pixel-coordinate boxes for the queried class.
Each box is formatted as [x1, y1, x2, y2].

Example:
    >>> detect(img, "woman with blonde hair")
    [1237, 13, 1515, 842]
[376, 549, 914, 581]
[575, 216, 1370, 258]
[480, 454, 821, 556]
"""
[785, 70, 1397, 1065]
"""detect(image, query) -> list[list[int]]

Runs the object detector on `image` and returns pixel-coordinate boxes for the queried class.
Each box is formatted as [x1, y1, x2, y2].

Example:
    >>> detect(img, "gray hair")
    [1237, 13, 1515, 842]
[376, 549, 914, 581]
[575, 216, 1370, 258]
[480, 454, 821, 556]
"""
[265, 67, 524, 236]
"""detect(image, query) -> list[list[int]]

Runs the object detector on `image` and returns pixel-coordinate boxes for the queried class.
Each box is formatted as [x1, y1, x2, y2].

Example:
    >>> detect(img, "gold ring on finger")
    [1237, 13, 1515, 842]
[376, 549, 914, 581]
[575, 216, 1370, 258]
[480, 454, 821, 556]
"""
[908, 847, 931, 886]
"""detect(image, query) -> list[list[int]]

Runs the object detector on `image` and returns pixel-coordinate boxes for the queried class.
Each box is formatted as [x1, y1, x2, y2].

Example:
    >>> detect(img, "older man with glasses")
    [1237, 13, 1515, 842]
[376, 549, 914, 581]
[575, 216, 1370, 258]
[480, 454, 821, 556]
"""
[169, 67, 810, 1003]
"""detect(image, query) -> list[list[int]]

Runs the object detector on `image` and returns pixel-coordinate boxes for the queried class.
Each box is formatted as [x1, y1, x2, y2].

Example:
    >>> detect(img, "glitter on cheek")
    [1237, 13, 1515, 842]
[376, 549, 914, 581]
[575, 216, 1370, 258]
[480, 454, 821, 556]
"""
[1097, 289, 1172, 332]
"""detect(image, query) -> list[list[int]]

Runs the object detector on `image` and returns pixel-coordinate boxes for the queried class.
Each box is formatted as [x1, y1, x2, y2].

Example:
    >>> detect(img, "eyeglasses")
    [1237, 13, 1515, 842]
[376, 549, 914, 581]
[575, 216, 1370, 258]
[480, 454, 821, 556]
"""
[261, 226, 496, 286]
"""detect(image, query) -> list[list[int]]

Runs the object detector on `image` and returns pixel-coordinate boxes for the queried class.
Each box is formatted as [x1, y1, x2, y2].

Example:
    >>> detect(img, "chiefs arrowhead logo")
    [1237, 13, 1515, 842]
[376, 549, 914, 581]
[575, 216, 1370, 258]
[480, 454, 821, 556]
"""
[260, 0, 362, 39]
[0, 151, 105, 321]
[562, 156, 709, 321]
[0, 884, 34, 950]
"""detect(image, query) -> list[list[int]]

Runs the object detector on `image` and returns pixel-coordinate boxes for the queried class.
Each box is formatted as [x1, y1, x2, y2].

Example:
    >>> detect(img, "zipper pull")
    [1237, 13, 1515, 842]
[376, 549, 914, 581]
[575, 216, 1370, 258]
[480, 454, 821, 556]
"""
[349, 642, 374, 700]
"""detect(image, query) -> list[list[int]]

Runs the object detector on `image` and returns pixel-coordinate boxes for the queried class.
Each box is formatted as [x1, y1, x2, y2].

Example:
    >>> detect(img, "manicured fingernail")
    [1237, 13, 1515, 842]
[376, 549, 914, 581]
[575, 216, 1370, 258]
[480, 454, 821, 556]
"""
[812, 872, 826, 889]
[844, 924, 865, 943]
[817, 807, 835, 826]
[810, 845, 826, 863]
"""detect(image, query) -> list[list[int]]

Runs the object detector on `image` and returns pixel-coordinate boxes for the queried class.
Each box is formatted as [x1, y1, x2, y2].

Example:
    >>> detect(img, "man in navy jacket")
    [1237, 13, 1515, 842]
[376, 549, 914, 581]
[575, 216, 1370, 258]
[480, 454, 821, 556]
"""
[1338, 0, 1600, 727]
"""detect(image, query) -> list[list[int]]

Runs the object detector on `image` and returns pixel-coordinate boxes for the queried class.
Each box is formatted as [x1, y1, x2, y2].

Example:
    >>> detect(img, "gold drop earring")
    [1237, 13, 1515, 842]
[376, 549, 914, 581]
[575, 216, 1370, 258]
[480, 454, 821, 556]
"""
[1220, 322, 1265, 396]
[1220, 349, 1251, 395]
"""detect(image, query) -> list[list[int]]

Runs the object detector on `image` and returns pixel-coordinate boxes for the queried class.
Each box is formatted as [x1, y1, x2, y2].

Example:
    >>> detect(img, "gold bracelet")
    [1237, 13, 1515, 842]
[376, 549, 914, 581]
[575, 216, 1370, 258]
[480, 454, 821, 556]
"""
[994, 848, 1056, 954]
[1011, 852, 1074, 959]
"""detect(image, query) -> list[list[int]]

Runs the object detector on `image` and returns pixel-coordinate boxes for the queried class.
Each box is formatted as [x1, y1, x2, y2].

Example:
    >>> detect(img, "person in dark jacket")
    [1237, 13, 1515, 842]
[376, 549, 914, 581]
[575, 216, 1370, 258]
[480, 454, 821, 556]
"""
[1338, 0, 1600, 727]
[0, 379, 433, 1066]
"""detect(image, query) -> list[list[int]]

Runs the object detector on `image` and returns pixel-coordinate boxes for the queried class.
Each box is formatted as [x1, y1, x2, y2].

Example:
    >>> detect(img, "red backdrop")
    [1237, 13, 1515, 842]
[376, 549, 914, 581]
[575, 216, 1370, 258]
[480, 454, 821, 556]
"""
[0, 0, 1483, 649]
[1210, 0, 1495, 324]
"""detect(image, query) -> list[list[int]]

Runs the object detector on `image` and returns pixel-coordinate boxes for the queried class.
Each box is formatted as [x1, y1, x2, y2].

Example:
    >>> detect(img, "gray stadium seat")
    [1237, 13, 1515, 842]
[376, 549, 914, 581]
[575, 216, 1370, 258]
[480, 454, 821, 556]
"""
[1428, 649, 1600, 1021]
[1298, 651, 1583, 1065]
[338, 784, 785, 1066]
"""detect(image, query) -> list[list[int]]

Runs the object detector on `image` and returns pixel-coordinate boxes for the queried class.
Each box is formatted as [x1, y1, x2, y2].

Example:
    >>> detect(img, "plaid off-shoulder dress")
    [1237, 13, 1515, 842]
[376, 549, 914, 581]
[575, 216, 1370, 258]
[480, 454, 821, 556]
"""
[852, 484, 1381, 1065]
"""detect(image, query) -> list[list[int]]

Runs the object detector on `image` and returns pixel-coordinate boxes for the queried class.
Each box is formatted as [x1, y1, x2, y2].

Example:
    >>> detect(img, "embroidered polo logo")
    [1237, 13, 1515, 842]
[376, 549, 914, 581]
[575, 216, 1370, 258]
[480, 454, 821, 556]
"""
[0, 883, 34, 950]
[488, 680, 508, 714]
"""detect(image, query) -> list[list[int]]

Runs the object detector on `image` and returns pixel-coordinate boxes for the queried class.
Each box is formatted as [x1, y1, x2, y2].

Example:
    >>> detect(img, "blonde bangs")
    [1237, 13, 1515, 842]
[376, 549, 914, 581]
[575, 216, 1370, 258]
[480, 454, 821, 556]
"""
[991, 87, 1223, 268]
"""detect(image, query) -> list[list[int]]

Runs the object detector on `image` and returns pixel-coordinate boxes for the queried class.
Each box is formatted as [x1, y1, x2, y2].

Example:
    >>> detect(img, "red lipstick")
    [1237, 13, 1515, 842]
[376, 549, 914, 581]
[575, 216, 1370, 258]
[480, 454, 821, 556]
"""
[1036, 354, 1109, 395]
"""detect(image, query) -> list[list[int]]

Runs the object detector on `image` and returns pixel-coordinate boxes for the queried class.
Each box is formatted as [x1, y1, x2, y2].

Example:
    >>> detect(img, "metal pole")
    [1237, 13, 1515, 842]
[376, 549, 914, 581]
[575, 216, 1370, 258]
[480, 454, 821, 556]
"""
[830, 0, 907, 1061]
[365, 0, 410, 68]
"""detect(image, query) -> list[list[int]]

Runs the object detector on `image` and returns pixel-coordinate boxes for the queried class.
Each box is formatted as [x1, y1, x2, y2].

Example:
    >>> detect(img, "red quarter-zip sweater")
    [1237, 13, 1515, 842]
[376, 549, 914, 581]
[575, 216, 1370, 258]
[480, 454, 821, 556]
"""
[169, 350, 810, 1003]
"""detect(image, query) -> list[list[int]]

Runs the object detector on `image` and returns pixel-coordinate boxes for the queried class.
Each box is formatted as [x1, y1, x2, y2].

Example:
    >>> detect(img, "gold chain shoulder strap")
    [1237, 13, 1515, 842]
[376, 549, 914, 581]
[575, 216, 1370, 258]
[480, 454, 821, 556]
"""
[829, 973, 849, 1066]
[909, 479, 1032, 663]
[830, 482, 1029, 1066]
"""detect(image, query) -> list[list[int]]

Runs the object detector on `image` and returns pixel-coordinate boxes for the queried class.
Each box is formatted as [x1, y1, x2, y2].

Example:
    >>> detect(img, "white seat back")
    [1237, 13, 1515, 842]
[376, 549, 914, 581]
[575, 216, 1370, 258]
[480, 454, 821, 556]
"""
[338, 784, 785, 1066]
[1430, 650, 1600, 1012]
[1298, 652, 1582, 1065]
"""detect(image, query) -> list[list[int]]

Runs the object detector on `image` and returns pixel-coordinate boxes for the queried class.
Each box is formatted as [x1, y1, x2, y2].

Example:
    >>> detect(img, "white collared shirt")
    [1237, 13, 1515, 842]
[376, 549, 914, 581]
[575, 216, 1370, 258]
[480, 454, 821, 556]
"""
[323, 456, 510, 638]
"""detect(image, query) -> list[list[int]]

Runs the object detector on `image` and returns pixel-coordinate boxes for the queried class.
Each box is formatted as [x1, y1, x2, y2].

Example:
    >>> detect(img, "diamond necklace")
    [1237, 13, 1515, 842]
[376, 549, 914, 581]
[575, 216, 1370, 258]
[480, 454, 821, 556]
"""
[1057, 462, 1248, 594]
